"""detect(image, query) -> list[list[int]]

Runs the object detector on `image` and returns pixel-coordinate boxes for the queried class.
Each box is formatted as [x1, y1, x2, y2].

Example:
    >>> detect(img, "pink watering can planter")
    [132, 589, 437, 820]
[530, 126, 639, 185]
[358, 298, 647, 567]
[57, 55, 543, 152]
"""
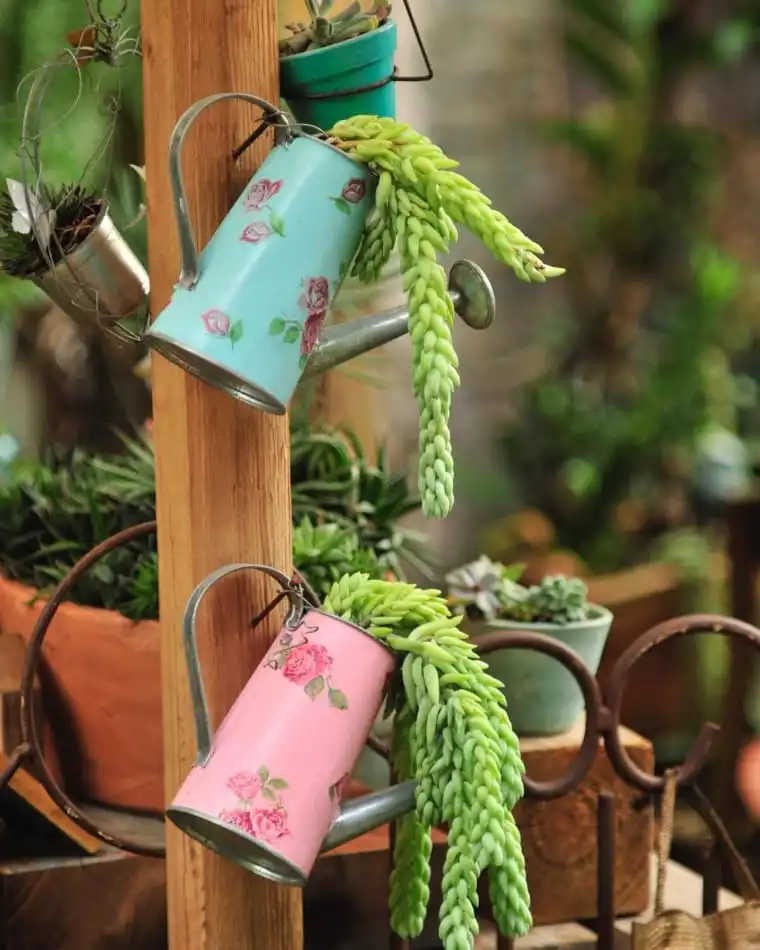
[167, 563, 415, 887]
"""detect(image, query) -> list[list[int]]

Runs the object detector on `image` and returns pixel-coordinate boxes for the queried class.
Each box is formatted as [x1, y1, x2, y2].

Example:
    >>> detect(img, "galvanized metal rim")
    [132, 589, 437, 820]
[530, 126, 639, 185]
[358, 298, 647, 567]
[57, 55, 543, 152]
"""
[166, 805, 308, 887]
[144, 330, 287, 414]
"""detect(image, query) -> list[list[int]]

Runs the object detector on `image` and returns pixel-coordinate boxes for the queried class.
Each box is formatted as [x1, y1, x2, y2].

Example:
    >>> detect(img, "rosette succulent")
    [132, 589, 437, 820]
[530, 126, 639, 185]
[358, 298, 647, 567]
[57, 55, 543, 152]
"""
[446, 557, 594, 627]
[326, 116, 563, 521]
[280, 0, 391, 56]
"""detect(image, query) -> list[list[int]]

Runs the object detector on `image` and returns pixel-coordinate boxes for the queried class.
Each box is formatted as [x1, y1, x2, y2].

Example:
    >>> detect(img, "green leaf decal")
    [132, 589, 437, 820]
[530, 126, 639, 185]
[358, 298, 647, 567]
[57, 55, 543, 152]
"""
[304, 675, 325, 699]
[229, 320, 244, 344]
[269, 777, 289, 789]
[331, 197, 351, 215]
[328, 688, 348, 710]
[261, 787, 276, 801]
[269, 317, 286, 335]
[258, 766, 270, 783]
[270, 213, 286, 237]
[338, 259, 349, 280]
[283, 325, 301, 344]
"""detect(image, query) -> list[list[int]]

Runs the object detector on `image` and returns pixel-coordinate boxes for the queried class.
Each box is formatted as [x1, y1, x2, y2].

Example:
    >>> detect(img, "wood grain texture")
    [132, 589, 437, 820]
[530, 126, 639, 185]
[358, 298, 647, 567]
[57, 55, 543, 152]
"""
[0, 752, 101, 855]
[141, 2, 300, 949]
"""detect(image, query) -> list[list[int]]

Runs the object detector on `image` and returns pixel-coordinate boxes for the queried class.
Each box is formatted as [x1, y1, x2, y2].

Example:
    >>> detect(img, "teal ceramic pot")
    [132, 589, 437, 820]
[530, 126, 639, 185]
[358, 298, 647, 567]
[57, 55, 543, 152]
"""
[280, 21, 398, 131]
[475, 607, 613, 737]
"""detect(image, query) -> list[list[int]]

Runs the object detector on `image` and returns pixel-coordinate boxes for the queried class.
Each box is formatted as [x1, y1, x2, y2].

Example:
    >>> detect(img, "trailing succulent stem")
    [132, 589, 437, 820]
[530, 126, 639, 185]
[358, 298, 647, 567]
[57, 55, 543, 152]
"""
[324, 573, 531, 950]
[280, 0, 391, 56]
[328, 116, 563, 520]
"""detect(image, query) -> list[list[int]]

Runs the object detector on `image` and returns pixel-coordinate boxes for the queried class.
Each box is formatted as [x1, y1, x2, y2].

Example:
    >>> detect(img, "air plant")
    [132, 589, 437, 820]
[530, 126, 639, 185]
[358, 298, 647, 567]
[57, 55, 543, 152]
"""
[279, 0, 391, 56]
[0, 179, 102, 278]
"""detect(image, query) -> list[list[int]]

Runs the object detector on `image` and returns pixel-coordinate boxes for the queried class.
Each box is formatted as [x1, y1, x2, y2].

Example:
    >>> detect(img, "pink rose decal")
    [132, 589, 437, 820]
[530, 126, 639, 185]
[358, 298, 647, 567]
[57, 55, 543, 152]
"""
[240, 221, 272, 244]
[330, 178, 368, 214]
[227, 771, 262, 800]
[251, 806, 290, 844]
[265, 620, 349, 709]
[300, 311, 326, 358]
[298, 276, 330, 316]
[201, 309, 230, 336]
[342, 178, 366, 203]
[244, 178, 283, 211]
[201, 309, 244, 346]
[283, 642, 332, 686]
[220, 808, 255, 835]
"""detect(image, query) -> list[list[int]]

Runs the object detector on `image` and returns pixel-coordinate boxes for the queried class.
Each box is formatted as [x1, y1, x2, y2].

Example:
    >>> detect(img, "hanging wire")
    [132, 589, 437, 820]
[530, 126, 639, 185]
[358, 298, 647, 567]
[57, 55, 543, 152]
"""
[9, 0, 145, 341]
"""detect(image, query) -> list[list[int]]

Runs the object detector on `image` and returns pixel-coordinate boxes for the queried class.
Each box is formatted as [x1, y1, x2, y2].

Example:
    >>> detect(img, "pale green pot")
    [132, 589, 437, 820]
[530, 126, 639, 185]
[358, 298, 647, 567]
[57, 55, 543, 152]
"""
[472, 606, 613, 737]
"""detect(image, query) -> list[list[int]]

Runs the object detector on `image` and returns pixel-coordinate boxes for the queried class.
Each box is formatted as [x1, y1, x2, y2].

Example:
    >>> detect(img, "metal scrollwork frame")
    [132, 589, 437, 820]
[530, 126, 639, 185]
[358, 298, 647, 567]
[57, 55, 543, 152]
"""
[2, 520, 759, 950]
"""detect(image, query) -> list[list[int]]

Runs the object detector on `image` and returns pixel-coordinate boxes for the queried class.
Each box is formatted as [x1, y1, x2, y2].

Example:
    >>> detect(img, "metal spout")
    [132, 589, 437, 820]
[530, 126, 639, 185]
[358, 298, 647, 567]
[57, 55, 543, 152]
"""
[301, 259, 496, 380]
[320, 780, 417, 853]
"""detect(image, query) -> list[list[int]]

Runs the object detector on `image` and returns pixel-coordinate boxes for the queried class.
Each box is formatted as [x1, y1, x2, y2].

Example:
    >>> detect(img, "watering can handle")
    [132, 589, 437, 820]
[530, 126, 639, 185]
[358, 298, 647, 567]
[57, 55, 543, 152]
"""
[182, 562, 311, 766]
[168, 93, 291, 290]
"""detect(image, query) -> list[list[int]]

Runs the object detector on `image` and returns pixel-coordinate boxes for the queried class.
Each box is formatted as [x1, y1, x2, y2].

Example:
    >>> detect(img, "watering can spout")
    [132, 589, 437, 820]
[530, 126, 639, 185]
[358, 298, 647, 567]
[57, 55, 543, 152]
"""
[301, 259, 495, 380]
[320, 780, 417, 853]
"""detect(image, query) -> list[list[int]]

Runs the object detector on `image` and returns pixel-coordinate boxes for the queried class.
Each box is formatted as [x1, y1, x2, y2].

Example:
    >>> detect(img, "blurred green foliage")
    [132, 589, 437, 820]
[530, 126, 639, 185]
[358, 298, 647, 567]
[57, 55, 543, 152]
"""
[498, 0, 759, 573]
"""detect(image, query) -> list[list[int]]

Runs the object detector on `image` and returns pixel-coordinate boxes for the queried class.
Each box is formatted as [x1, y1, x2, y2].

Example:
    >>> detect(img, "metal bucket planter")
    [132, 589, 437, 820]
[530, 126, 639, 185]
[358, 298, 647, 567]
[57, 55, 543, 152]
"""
[32, 202, 149, 343]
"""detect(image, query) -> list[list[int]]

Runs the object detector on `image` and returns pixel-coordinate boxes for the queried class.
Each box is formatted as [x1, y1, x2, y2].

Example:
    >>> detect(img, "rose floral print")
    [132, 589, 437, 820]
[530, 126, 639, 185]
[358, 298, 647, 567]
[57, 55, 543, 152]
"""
[219, 765, 290, 846]
[201, 309, 244, 346]
[330, 177, 368, 215]
[244, 178, 282, 211]
[265, 621, 349, 709]
[240, 177, 286, 243]
[268, 274, 332, 371]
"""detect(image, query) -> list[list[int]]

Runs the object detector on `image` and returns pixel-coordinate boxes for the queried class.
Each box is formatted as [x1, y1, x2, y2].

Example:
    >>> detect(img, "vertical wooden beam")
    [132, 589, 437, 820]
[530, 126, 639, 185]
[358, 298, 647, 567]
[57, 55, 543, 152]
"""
[142, 3, 301, 950]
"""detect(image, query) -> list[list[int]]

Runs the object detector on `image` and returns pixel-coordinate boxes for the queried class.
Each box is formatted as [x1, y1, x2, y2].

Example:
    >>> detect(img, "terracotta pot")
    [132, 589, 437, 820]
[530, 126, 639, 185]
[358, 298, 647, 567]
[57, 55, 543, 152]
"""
[589, 563, 688, 737]
[0, 575, 163, 812]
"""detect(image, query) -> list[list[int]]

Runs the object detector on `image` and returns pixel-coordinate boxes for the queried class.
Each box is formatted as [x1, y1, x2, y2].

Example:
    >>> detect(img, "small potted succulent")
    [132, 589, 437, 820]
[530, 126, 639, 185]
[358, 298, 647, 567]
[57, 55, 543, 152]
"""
[0, 177, 148, 334]
[279, 0, 397, 129]
[446, 556, 612, 736]
[322, 572, 532, 948]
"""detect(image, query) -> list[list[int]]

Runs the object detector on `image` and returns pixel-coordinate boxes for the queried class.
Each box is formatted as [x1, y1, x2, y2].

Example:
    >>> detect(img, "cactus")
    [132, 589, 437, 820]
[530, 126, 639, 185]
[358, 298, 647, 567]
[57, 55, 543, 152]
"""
[279, 0, 391, 56]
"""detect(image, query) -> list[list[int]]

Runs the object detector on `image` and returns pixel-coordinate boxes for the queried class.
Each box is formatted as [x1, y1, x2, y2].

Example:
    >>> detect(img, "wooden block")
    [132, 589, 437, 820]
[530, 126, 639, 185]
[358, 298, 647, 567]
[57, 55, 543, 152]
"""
[613, 856, 742, 948]
[514, 719, 654, 926]
[0, 633, 38, 755]
[0, 751, 101, 855]
[0, 851, 166, 950]
[477, 919, 597, 949]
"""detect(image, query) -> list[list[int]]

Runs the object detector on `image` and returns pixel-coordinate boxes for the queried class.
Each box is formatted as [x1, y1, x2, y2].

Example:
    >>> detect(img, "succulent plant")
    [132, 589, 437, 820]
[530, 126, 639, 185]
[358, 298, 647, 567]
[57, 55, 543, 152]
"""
[446, 556, 594, 626]
[292, 516, 387, 602]
[279, 0, 391, 57]
[0, 181, 101, 278]
[518, 574, 591, 625]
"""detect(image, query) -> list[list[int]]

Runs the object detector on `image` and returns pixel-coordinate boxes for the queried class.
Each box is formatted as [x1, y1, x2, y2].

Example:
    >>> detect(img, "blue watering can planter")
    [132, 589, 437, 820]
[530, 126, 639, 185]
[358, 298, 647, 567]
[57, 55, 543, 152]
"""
[145, 92, 497, 415]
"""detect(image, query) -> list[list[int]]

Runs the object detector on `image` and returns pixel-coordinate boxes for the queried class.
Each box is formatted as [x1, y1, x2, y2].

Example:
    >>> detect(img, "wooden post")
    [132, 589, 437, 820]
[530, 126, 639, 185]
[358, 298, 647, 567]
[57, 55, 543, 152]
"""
[142, 3, 301, 950]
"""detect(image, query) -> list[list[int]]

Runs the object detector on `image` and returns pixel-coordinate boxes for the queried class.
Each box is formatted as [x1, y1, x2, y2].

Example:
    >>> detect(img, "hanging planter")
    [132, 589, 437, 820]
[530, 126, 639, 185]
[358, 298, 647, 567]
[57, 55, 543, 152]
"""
[168, 565, 531, 949]
[145, 92, 378, 413]
[321, 116, 564, 519]
[279, 0, 432, 130]
[0, 179, 148, 341]
[446, 556, 612, 736]
[2, 35, 148, 342]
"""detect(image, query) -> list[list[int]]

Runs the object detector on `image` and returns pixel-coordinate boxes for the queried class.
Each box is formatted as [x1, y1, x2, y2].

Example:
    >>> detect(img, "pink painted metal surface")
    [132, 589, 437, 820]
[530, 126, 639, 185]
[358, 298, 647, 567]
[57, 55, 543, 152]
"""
[170, 608, 394, 878]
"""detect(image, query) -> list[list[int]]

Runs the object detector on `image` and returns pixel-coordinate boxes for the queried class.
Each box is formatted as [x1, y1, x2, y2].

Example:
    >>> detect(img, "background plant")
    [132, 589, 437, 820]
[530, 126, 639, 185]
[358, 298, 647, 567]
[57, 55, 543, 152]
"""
[495, 0, 759, 574]
[0, 423, 429, 618]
